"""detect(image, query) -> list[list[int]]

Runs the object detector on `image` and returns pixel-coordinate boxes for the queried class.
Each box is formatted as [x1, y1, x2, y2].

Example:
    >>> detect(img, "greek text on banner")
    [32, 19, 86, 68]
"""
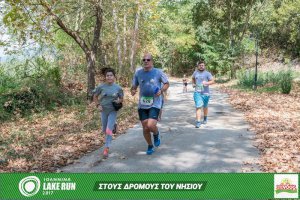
[93, 182, 207, 191]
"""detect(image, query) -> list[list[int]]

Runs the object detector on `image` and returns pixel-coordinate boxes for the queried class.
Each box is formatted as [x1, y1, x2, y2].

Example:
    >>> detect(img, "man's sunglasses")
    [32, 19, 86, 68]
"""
[142, 59, 151, 62]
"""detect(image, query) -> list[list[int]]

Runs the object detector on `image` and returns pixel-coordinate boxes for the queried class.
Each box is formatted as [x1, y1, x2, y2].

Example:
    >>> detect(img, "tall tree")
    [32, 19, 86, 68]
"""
[111, 0, 123, 75]
[192, 0, 261, 77]
[129, 1, 141, 72]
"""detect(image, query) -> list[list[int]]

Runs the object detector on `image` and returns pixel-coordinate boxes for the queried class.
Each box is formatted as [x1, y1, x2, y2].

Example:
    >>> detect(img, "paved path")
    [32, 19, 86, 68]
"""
[62, 81, 260, 172]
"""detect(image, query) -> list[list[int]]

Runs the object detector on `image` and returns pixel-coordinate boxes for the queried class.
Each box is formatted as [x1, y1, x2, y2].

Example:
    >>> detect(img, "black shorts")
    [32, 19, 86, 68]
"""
[183, 83, 187, 86]
[138, 107, 160, 121]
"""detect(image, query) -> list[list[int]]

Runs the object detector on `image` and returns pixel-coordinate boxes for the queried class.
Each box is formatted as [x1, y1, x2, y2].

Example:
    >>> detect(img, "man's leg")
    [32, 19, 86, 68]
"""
[138, 109, 155, 155]
[202, 95, 210, 124]
[147, 108, 161, 147]
[196, 108, 202, 122]
[193, 92, 203, 128]
[148, 119, 158, 134]
[141, 119, 152, 145]
[203, 107, 208, 117]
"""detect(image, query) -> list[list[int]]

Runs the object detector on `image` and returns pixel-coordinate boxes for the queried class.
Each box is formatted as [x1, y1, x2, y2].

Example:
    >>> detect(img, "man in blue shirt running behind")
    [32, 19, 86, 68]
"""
[131, 53, 169, 155]
[192, 60, 214, 128]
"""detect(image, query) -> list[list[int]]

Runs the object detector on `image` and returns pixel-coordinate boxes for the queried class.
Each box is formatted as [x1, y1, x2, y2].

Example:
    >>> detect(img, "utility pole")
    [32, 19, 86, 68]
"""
[252, 32, 259, 90]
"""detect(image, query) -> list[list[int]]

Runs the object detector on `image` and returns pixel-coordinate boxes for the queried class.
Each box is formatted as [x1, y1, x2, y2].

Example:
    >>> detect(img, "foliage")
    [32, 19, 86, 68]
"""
[192, 0, 262, 77]
[0, 57, 74, 121]
[279, 70, 293, 94]
[149, 0, 197, 76]
[237, 69, 294, 94]
[251, 0, 300, 56]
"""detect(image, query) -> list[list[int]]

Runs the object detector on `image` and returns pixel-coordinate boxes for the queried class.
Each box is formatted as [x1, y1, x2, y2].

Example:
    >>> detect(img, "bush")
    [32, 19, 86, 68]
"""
[0, 58, 73, 121]
[237, 69, 264, 88]
[279, 70, 293, 94]
[237, 68, 294, 94]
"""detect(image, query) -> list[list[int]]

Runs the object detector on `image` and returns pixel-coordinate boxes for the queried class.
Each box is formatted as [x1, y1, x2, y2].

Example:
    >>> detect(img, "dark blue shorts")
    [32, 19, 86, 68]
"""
[138, 107, 160, 121]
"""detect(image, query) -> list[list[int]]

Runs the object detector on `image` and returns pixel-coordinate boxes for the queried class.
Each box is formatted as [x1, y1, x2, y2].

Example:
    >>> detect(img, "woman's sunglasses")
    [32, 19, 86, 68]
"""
[142, 59, 151, 62]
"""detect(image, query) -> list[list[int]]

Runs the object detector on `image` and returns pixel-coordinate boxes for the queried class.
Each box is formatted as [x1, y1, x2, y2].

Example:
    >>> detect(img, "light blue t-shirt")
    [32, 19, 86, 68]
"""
[192, 70, 213, 94]
[132, 67, 169, 109]
[93, 83, 124, 112]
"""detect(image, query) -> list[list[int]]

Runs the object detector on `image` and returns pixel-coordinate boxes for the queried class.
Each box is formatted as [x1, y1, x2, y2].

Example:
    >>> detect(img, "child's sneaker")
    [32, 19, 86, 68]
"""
[103, 147, 109, 158]
[146, 145, 155, 155]
[195, 121, 201, 128]
[153, 132, 161, 147]
[202, 120, 207, 125]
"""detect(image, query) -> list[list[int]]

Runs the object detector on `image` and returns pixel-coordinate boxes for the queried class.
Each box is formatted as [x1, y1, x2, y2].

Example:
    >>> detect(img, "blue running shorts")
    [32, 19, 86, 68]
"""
[193, 92, 210, 108]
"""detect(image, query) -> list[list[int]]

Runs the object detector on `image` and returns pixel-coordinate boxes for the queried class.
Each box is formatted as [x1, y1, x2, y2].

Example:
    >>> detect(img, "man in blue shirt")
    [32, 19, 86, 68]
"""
[192, 60, 214, 128]
[131, 53, 169, 155]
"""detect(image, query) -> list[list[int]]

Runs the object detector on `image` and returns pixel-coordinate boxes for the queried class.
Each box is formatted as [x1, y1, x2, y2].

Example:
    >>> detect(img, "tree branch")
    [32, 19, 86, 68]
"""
[39, 0, 90, 53]
[91, 1, 102, 54]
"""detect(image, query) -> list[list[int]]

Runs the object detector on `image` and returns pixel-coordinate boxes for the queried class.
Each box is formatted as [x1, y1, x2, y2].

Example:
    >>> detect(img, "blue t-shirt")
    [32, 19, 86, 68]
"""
[132, 67, 169, 109]
[192, 70, 213, 94]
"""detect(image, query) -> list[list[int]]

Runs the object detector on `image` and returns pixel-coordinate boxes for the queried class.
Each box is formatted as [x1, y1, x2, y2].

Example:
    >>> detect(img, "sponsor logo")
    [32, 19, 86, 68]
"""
[274, 174, 298, 198]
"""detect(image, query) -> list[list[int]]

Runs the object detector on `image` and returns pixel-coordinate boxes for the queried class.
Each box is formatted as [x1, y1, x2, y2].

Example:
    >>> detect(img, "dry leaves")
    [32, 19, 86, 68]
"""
[0, 88, 138, 172]
[221, 86, 300, 172]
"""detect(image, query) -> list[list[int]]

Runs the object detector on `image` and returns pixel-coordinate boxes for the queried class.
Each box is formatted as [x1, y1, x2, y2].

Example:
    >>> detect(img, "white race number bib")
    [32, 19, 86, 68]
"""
[140, 96, 153, 106]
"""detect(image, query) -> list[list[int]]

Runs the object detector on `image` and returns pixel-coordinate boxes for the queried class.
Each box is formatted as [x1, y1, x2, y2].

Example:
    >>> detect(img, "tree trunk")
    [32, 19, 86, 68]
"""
[86, 51, 96, 100]
[97, 39, 106, 70]
[228, 0, 236, 79]
[88, 0, 102, 99]
[112, 0, 123, 75]
[238, 0, 253, 42]
[40, 0, 102, 100]
[130, 3, 141, 72]
[123, 12, 127, 65]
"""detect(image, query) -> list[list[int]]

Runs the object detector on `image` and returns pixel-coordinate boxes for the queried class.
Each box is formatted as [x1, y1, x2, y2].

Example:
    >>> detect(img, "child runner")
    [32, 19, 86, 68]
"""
[93, 68, 124, 158]
[183, 74, 188, 93]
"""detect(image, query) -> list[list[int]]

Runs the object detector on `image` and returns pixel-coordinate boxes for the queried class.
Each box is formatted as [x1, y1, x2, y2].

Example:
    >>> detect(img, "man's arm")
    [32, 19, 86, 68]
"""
[131, 71, 139, 96]
[162, 82, 169, 92]
[203, 75, 215, 86]
[192, 77, 196, 87]
[131, 85, 138, 96]
[207, 77, 215, 85]
[155, 82, 169, 97]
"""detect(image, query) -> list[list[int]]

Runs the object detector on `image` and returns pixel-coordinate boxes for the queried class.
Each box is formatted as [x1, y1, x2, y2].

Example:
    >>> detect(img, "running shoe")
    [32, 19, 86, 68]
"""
[146, 145, 155, 155]
[153, 132, 161, 147]
[195, 121, 201, 128]
[103, 147, 109, 158]
[202, 120, 207, 125]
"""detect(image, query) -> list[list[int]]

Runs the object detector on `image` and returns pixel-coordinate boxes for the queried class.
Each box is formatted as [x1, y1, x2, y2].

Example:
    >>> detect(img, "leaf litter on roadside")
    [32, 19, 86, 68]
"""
[220, 86, 300, 172]
[0, 88, 138, 172]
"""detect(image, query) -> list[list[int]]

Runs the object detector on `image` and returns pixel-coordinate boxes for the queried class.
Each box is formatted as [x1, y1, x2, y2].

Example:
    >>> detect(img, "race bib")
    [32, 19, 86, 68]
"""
[140, 96, 153, 106]
[195, 84, 204, 92]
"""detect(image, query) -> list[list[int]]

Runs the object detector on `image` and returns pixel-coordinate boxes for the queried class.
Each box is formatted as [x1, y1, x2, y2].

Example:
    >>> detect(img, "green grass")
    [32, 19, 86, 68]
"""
[231, 83, 281, 94]
[236, 69, 296, 94]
